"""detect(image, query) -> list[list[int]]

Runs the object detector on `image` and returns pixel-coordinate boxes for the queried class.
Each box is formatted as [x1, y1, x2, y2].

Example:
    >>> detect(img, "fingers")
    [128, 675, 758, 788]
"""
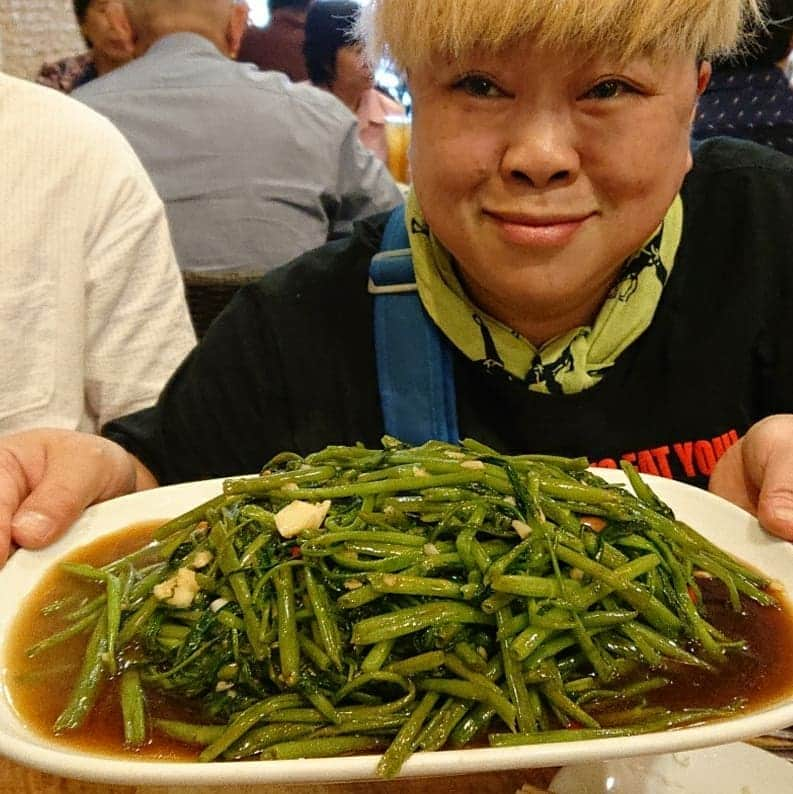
[708, 437, 758, 516]
[741, 415, 793, 542]
[0, 430, 139, 562]
[0, 435, 45, 566]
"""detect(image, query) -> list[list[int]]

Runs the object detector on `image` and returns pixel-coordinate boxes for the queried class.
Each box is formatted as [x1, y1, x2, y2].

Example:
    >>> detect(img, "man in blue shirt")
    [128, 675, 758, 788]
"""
[73, 0, 403, 276]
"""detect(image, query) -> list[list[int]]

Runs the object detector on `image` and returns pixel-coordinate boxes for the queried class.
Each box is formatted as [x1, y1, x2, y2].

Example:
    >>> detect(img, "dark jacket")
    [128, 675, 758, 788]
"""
[105, 139, 793, 490]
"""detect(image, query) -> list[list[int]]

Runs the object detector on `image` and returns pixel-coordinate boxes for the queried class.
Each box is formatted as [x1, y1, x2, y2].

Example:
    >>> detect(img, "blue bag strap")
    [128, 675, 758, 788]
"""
[368, 205, 459, 444]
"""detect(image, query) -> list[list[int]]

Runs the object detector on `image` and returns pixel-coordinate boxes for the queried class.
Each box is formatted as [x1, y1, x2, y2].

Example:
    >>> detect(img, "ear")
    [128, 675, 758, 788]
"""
[685, 60, 712, 172]
[688, 60, 711, 126]
[696, 60, 712, 97]
[105, 1, 136, 57]
[226, 2, 250, 59]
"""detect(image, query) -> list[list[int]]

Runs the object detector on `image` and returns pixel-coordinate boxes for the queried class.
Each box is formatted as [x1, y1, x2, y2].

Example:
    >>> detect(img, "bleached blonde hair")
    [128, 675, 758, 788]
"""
[359, 0, 766, 71]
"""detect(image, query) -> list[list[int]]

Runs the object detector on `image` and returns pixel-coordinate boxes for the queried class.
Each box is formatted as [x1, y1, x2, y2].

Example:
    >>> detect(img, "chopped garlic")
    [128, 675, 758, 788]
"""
[344, 579, 363, 590]
[504, 496, 516, 506]
[412, 465, 429, 477]
[191, 550, 213, 569]
[153, 567, 200, 608]
[215, 681, 235, 692]
[283, 481, 299, 491]
[152, 579, 175, 601]
[512, 519, 532, 539]
[693, 570, 714, 579]
[382, 574, 398, 587]
[476, 646, 488, 660]
[274, 499, 332, 537]
[444, 451, 466, 460]
[460, 460, 485, 470]
[423, 543, 440, 556]
[210, 597, 230, 613]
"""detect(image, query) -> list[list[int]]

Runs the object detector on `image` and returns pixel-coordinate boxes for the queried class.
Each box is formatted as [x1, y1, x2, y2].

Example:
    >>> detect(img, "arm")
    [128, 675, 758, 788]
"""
[84, 128, 195, 428]
[331, 124, 403, 238]
[0, 429, 157, 567]
[709, 414, 793, 541]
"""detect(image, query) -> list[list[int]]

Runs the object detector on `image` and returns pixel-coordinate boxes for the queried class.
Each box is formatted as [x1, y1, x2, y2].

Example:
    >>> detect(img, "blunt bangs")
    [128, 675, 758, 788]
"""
[359, 0, 765, 71]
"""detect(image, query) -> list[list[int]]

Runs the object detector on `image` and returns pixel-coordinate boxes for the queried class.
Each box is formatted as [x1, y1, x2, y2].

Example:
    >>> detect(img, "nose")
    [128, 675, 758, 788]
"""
[499, 110, 580, 189]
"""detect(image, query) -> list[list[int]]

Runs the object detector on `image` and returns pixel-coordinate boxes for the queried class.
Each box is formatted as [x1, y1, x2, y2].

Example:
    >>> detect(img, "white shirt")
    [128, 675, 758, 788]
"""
[0, 74, 196, 434]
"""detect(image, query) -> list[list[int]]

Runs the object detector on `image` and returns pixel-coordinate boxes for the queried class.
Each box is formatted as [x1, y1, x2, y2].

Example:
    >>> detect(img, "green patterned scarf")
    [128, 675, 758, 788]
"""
[406, 189, 683, 395]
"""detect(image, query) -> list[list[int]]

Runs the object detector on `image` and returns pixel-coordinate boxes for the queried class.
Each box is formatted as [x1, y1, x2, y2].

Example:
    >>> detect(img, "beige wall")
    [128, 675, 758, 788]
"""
[0, 0, 83, 79]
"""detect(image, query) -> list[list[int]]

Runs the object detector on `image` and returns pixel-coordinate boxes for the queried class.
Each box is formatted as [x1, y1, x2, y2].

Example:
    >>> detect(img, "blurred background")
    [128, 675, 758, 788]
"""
[0, 0, 407, 102]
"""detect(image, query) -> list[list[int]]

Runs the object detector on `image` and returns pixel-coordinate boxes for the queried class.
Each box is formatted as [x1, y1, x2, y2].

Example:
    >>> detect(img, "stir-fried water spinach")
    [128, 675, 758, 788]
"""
[31, 437, 778, 777]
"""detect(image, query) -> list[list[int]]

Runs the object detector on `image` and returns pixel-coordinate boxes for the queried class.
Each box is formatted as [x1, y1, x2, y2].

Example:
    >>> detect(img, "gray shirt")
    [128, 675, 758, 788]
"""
[73, 33, 403, 275]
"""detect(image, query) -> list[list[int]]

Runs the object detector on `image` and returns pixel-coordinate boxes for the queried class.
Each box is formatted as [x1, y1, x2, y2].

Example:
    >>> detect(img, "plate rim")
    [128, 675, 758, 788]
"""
[2, 471, 793, 785]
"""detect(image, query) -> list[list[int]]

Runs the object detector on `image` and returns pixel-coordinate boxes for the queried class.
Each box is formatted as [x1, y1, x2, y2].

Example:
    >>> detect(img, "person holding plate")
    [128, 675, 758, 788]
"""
[1, 0, 793, 566]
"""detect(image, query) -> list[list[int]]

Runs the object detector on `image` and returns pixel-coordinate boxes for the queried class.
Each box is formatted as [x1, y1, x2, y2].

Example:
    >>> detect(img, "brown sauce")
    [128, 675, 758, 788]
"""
[5, 522, 199, 760]
[6, 524, 793, 760]
[647, 578, 793, 713]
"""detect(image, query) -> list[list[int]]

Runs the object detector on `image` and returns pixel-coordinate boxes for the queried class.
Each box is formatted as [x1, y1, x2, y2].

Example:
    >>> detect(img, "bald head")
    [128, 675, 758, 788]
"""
[113, 0, 248, 57]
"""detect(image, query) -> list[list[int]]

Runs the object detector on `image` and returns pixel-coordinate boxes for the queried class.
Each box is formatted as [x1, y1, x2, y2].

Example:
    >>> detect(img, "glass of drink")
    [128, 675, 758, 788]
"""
[384, 114, 411, 184]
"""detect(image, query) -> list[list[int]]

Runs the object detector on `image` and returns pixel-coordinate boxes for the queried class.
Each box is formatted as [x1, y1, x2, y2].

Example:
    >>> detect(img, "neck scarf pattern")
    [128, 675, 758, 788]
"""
[406, 189, 683, 395]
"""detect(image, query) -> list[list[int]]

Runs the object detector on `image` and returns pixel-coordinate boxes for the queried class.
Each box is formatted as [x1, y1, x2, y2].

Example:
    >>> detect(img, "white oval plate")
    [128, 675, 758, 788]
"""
[549, 741, 793, 793]
[1, 472, 793, 785]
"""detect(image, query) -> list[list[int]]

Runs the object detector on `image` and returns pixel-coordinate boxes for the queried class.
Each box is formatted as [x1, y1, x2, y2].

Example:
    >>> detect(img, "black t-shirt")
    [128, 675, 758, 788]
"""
[105, 138, 793, 489]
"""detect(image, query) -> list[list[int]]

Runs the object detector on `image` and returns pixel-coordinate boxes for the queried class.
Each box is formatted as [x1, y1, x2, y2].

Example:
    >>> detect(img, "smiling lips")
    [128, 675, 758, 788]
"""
[485, 210, 596, 247]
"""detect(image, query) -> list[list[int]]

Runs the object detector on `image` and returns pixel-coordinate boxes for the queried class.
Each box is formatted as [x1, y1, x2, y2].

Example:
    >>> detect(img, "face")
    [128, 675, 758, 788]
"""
[409, 40, 709, 344]
[82, 0, 133, 63]
[331, 44, 375, 107]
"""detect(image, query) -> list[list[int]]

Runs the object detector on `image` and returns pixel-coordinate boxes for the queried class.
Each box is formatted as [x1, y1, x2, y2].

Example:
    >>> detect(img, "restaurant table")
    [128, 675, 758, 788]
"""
[0, 757, 557, 794]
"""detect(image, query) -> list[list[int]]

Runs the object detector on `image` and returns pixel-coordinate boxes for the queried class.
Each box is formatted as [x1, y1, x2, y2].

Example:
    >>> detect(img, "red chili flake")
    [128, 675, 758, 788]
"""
[687, 585, 699, 605]
[566, 720, 583, 730]
[290, 546, 302, 559]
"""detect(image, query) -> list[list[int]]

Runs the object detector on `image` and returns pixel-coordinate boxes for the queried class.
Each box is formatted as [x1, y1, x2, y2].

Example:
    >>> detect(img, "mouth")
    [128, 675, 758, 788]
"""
[483, 210, 596, 247]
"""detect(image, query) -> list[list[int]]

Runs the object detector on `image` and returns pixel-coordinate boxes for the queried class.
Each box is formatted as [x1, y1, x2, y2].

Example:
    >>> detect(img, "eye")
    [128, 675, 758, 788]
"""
[452, 74, 505, 99]
[582, 79, 638, 100]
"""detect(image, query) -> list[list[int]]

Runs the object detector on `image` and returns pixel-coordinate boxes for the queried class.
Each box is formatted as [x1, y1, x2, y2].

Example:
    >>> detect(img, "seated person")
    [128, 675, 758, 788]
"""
[237, 0, 311, 82]
[72, 0, 402, 276]
[303, 0, 406, 163]
[693, 0, 793, 155]
[36, 0, 132, 93]
[0, 72, 195, 439]
[3, 0, 793, 569]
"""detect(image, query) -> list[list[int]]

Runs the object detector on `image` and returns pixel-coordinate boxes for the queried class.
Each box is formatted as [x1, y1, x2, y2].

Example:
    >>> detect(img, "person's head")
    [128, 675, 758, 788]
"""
[304, 1, 372, 111]
[268, 0, 311, 13]
[73, 0, 134, 67]
[727, 0, 793, 65]
[107, 0, 250, 59]
[358, 0, 761, 344]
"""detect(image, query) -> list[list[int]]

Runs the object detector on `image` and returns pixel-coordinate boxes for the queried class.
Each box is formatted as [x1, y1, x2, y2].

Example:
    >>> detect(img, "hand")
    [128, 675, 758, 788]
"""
[0, 429, 155, 567]
[709, 415, 793, 541]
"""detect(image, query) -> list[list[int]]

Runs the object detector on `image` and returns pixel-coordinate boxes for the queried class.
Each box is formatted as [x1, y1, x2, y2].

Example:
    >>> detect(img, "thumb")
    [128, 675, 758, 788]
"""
[743, 415, 793, 542]
[756, 465, 793, 543]
[4, 431, 138, 553]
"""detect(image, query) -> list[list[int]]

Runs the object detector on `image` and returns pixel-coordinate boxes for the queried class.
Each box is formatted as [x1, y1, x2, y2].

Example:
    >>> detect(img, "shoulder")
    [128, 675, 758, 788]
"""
[1, 75, 162, 217]
[243, 73, 358, 129]
[374, 89, 405, 117]
[677, 138, 793, 282]
[35, 52, 93, 88]
[1, 73, 132, 154]
[685, 137, 793, 194]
